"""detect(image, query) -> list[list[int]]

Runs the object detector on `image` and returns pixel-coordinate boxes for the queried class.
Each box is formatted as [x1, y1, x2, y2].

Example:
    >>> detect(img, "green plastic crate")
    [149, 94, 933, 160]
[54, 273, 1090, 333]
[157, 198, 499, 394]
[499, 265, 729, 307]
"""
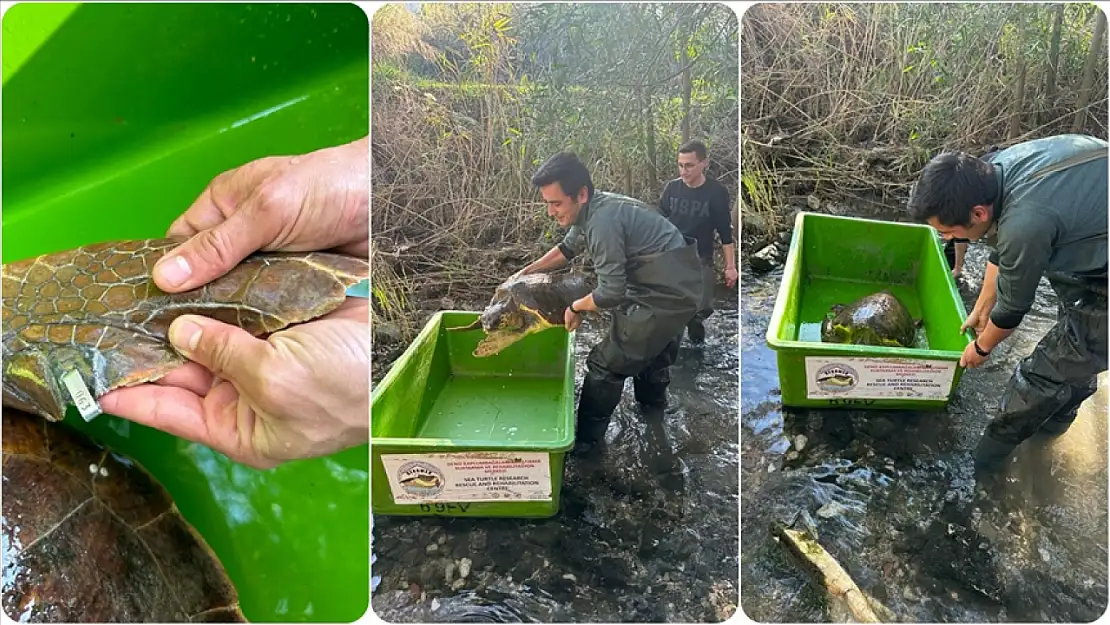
[371, 311, 576, 518]
[766, 212, 974, 410]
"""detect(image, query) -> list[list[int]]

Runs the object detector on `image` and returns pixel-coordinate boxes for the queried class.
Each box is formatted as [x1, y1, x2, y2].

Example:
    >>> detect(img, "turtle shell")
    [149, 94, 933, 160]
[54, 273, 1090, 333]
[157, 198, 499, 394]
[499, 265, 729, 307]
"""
[820, 290, 918, 348]
[1, 238, 368, 422]
[1, 407, 245, 622]
[451, 273, 593, 357]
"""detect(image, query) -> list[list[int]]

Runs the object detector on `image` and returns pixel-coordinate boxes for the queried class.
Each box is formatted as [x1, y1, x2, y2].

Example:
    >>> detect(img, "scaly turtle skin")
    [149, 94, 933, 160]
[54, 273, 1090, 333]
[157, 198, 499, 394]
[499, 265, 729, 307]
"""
[450, 273, 593, 357]
[820, 291, 921, 348]
[2, 406, 246, 622]
[2, 238, 368, 422]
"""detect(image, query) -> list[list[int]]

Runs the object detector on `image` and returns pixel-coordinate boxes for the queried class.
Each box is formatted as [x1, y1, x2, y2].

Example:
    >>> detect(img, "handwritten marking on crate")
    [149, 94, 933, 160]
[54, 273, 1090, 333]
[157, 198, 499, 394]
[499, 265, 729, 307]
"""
[381, 451, 553, 503]
[805, 356, 957, 401]
[418, 503, 472, 514]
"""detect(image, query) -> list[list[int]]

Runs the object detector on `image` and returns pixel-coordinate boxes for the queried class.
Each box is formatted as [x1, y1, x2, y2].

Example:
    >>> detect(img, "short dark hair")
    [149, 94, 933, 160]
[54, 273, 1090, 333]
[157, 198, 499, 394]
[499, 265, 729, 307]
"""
[907, 151, 998, 226]
[678, 140, 708, 160]
[532, 152, 594, 200]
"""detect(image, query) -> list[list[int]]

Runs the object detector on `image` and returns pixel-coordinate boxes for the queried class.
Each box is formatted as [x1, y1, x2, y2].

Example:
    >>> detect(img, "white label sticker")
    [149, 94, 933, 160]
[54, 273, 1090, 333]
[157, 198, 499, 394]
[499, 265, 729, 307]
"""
[804, 356, 957, 401]
[60, 369, 102, 421]
[380, 452, 552, 503]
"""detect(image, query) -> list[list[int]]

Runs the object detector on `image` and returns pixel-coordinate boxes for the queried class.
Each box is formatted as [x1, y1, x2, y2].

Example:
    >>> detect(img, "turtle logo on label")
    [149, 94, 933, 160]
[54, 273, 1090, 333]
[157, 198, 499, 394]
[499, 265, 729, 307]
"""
[397, 461, 445, 496]
[815, 363, 858, 393]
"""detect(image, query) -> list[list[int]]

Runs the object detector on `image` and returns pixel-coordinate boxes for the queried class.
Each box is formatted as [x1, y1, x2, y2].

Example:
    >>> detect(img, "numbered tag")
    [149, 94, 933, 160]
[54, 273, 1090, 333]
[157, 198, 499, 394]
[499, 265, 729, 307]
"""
[61, 369, 102, 422]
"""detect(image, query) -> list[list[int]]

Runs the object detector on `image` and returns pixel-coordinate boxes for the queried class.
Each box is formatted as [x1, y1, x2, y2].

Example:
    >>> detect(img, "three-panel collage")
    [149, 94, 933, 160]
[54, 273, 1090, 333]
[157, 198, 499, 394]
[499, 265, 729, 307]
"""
[0, 1, 1106, 624]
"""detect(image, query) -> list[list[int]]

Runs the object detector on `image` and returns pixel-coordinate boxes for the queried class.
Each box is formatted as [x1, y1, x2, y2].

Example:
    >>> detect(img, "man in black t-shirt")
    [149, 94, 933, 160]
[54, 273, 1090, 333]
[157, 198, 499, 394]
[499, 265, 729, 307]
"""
[659, 140, 737, 343]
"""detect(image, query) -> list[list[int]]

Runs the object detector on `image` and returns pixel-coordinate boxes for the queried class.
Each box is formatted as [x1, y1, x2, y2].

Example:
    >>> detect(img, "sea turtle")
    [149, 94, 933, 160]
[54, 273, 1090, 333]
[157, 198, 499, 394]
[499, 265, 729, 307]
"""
[2, 406, 246, 622]
[2, 237, 368, 422]
[449, 272, 593, 357]
[820, 290, 922, 348]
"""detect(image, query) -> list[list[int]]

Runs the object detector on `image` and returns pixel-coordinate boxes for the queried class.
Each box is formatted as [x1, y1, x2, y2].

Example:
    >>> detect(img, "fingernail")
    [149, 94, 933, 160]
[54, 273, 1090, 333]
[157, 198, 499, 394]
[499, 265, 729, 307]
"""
[171, 319, 202, 353]
[156, 255, 192, 288]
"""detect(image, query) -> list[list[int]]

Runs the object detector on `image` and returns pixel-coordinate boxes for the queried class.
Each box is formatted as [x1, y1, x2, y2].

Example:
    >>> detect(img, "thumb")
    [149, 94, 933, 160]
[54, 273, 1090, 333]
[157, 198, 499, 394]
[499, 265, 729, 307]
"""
[959, 312, 976, 333]
[169, 315, 272, 387]
[153, 200, 277, 292]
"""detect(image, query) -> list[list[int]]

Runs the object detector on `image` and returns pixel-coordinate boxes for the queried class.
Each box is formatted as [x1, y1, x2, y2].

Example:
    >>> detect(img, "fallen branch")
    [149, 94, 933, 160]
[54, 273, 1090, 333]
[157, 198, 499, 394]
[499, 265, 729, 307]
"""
[771, 520, 889, 623]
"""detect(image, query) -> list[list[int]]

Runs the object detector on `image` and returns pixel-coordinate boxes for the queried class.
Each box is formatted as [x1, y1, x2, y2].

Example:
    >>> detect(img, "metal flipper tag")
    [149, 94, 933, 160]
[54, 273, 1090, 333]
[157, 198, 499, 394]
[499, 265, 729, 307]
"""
[346, 278, 370, 299]
[61, 369, 102, 422]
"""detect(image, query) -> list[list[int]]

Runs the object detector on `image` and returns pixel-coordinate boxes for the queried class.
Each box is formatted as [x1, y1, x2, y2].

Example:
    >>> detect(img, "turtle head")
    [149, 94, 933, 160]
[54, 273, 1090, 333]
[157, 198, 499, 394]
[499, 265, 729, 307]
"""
[821, 320, 852, 344]
[820, 306, 847, 343]
[480, 303, 525, 333]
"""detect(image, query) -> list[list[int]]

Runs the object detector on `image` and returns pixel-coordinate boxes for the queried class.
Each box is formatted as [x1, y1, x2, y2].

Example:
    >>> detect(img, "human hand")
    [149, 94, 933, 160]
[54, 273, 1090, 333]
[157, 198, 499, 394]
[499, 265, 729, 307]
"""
[564, 306, 583, 332]
[960, 340, 988, 368]
[153, 136, 369, 293]
[725, 266, 739, 288]
[959, 308, 987, 336]
[951, 266, 962, 279]
[99, 299, 369, 470]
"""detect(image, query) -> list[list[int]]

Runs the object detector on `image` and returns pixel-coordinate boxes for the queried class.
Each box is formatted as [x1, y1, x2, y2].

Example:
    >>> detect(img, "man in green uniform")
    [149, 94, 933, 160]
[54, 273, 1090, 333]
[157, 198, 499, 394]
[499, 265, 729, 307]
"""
[659, 140, 738, 344]
[512, 152, 704, 455]
[907, 134, 1108, 475]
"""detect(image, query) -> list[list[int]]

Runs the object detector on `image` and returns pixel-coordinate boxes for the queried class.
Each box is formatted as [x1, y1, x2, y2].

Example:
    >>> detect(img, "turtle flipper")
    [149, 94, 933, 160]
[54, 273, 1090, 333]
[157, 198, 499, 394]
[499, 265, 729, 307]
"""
[3, 330, 188, 422]
[2, 238, 370, 422]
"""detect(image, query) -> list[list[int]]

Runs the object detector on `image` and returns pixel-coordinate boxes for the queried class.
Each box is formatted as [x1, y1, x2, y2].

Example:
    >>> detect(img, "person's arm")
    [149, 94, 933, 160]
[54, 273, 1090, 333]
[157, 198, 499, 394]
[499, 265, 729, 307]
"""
[714, 185, 738, 285]
[517, 245, 570, 276]
[659, 181, 673, 216]
[976, 211, 1056, 353]
[573, 214, 626, 311]
[516, 226, 582, 276]
[953, 240, 968, 277]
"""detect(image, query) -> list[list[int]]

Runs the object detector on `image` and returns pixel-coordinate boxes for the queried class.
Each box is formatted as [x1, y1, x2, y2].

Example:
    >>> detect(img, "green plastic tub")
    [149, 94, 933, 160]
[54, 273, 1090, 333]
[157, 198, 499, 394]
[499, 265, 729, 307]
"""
[766, 212, 974, 410]
[371, 311, 576, 518]
[3, 3, 368, 622]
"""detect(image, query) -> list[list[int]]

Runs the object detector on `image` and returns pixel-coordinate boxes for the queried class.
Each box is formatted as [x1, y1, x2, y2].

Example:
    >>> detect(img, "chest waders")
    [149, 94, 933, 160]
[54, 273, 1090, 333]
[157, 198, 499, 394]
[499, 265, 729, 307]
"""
[574, 238, 703, 455]
[974, 147, 1109, 474]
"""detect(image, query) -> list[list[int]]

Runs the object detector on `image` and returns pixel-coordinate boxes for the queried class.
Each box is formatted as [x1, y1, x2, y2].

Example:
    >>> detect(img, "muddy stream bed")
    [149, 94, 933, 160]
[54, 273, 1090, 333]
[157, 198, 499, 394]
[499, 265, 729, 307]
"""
[371, 286, 740, 622]
[741, 243, 1108, 622]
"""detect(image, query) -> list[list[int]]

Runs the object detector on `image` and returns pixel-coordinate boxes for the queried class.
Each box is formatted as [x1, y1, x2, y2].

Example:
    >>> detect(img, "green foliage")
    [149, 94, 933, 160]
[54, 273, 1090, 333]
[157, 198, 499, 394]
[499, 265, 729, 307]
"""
[371, 2, 739, 306]
[740, 2, 1108, 218]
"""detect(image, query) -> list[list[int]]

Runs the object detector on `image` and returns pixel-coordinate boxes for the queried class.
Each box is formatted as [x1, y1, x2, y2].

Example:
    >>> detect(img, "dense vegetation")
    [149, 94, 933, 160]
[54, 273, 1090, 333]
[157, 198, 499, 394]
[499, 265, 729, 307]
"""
[741, 3, 1108, 241]
[370, 3, 739, 342]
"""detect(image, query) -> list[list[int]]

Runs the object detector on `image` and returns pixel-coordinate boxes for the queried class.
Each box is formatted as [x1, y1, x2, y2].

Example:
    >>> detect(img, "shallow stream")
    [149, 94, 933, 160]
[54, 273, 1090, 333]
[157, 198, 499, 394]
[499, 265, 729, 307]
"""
[372, 287, 740, 622]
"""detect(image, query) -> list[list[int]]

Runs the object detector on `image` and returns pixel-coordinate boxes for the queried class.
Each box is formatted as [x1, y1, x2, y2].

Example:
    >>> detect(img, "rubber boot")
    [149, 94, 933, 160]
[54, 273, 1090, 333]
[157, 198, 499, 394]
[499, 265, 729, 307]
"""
[633, 375, 668, 410]
[573, 373, 624, 457]
[1039, 409, 1079, 436]
[973, 434, 1018, 475]
[686, 318, 706, 344]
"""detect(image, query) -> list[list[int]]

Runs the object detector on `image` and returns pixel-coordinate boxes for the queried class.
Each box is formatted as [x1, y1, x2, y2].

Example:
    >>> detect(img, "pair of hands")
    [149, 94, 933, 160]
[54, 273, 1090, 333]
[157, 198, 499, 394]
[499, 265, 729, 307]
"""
[99, 137, 370, 470]
[959, 308, 989, 368]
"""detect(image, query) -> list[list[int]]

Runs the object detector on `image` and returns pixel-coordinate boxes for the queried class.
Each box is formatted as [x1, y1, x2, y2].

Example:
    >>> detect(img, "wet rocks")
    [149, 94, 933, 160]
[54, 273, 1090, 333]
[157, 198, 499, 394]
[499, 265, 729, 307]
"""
[750, 243, 785, 273]
[816, 501, 849, 519]
[374, 321, 404, 344]
[596, 554, 636, 588]
[708, 581, 737, 621]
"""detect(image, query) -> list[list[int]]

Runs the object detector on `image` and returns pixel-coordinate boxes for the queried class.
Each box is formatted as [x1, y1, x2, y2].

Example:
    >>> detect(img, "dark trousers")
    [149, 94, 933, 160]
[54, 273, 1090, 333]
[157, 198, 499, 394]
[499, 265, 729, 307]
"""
[985, 280, 1108, 445]
[575, 303, 687, 448]
[687, 263, 715, 342]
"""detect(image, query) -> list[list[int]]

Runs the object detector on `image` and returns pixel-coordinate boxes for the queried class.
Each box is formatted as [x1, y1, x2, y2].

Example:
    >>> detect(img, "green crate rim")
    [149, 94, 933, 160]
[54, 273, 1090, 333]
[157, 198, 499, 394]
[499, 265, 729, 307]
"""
[371, 310, 578, 452]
